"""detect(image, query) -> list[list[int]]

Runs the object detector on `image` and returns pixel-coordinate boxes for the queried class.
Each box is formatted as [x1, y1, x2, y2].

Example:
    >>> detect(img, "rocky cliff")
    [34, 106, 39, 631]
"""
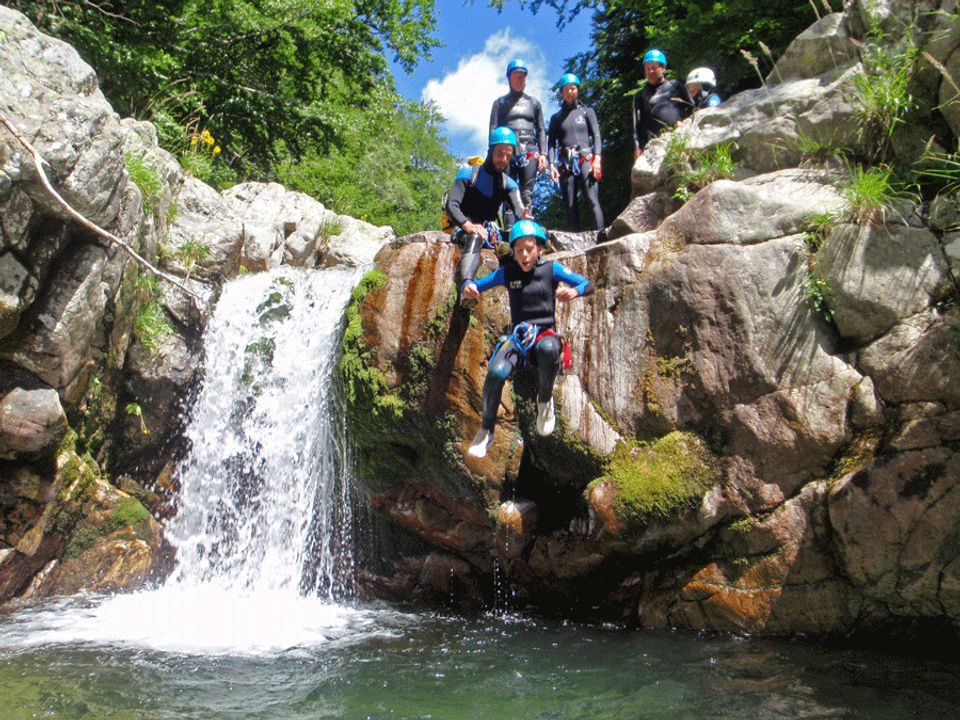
[345, 2, 960, 636]
[0, 6, 389, 602]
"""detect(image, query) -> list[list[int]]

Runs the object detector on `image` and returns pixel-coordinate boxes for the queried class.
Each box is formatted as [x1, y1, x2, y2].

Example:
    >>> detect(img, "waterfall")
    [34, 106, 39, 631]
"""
[165, 265, 362, 599]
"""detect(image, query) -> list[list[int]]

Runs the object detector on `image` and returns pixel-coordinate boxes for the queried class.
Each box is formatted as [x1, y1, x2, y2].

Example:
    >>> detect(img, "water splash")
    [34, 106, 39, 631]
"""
[166, 266, 362, 598]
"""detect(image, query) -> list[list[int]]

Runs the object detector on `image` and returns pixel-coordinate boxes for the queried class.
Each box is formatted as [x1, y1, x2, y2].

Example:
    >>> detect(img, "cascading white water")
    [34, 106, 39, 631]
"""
[0, 265, 392, 657]
[165, 265, 361, 599]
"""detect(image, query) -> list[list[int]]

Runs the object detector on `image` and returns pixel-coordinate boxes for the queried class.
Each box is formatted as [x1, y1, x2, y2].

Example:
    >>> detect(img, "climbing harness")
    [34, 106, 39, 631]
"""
[487, 323, 571, 374]
[513, 149, 540, 170]
[557, 147, 596, 178]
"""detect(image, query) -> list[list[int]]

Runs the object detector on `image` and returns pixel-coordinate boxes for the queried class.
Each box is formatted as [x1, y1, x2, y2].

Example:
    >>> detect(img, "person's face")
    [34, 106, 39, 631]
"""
[644, 62, 666, 84]
[687, 82, 701, 97]
[491, 144, 514, 171]
[509, 70, 527, 93]
[561, 83, 579, 105]
[512, 237, 541, 271]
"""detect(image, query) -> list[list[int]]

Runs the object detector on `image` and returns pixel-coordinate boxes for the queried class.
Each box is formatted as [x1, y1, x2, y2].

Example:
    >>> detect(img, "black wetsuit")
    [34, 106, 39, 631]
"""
[489, 90, 547, 229]
[470, 257, 593, 431]
[548, 101, 604, 232]
[691, 90, 722, 109]
[632, 78, 692, 151]
[444, 157, 525, 283]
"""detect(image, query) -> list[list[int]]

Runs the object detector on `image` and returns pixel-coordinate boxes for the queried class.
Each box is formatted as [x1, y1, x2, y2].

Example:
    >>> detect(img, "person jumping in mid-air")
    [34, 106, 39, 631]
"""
[460, 220, 593, 458]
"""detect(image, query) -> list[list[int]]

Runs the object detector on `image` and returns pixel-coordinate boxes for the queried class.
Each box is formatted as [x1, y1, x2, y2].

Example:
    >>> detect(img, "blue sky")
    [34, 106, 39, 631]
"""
[389, 1, 595, 161]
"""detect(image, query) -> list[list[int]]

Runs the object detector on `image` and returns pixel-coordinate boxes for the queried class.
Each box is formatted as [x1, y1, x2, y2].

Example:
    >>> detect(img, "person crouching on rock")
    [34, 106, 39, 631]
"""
[460, 219, 594, 458]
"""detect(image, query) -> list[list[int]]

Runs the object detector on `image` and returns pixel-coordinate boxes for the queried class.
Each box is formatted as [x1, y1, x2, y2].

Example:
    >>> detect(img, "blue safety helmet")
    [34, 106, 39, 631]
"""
[643, 49, 667, 66]
[506, 59, 528, 78]
[509, 219, 548, 247]
[489, 126, 518, 150]
[559, 73, 581, 88]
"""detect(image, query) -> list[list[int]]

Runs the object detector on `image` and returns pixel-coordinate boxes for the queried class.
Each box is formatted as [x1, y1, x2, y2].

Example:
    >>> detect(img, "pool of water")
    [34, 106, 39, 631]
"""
[0, 592, 955, 719]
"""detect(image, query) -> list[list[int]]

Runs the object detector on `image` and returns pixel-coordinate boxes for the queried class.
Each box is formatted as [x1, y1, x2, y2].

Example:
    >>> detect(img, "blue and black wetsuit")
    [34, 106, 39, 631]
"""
[468, 257, 593, 431]
[548, 101, 604, 232]
[632, 78, 692, 152]
[489, 90, 547, 229]
[445, 157, 525, 283]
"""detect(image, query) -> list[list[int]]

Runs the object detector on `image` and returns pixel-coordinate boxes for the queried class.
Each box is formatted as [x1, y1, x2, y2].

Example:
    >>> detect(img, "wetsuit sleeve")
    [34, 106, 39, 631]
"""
[676, 81, 694, 121]
[552, 261, 594, 296]
[468, 266, 506, 294]
[445, 177, 470, 227]
[502, 179, 525, 219]
[632, 93, 645, 151]
[489, 97, 500, 136]
[533, 98, 547, 154]
[586, 107, 602, 155]
[547, 112, 559, 163]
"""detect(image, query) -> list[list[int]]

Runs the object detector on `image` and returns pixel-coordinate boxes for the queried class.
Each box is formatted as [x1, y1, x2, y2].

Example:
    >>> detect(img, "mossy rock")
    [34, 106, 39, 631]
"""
[589, 430, 720, 528]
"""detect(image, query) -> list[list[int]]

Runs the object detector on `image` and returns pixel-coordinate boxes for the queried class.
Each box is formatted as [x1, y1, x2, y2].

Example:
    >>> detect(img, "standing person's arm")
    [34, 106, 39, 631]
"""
[534, 98, 548, 171]
[586, 106, 602, 178]
[489, 97, 500, 136]
[547, 113, 560, 184]
[632, 93, 645, 159]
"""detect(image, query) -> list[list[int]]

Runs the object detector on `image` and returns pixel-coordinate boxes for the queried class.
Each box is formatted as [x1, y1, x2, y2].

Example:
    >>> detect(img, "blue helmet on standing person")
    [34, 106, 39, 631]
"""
[642, 49, 667, 66]
[509, 219, 548, 247]
[506, 59, 528, 78]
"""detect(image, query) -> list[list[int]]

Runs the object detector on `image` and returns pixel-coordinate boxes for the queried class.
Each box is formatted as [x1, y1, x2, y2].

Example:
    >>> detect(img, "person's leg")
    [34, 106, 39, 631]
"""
[532, 335, 561, 436]
[561, 170, 580, 231]
[458, 232, 485, 284]
[581, 172, 604, 231]
[469, 342, 520, 457]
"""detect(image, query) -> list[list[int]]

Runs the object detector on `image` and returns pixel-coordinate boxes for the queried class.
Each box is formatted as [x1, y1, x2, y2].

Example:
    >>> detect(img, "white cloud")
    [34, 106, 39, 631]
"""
[422, 28, 551, 157]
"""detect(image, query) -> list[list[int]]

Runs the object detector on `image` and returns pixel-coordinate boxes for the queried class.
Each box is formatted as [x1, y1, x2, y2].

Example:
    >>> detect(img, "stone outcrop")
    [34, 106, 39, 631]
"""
[344, 3, 960, 636]
[0, 6, 390, 603]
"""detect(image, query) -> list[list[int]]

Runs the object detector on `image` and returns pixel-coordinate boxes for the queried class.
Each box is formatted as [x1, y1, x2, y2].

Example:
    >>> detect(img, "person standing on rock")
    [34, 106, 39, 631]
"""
[686, 67, 722, 110]
[633, 49, 692, 159]
[445, 126, 528, 291]
[460, 220, 594, 458]
[489, 59, 548, 230]
[547, 73, 605, 234]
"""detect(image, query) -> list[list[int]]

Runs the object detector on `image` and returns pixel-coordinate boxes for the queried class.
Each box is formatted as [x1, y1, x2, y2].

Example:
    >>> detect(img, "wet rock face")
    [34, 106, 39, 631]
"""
[349, 4, 960, 635]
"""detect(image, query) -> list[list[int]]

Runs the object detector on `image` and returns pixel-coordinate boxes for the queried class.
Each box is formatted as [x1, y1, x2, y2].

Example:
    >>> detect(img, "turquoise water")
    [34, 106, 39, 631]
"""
[0, 597, 955, 720]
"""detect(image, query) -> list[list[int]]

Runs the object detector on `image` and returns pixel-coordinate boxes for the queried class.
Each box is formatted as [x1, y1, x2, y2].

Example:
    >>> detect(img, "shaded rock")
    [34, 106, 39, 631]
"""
[0, 383, 67, 460]
[607, 191, 678, 240]
[859, 309, 960, 409]
[0, 251, 35, 338]
[829, 446, 960, 621]
[818, 223, 951, 344]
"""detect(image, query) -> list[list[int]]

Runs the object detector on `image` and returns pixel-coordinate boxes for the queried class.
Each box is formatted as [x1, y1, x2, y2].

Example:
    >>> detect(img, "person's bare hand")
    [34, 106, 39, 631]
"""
[555, 285, 578, 302]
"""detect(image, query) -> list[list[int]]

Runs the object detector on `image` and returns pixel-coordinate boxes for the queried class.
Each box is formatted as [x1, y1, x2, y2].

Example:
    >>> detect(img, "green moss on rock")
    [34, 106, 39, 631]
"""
[591, 431, 720, 526]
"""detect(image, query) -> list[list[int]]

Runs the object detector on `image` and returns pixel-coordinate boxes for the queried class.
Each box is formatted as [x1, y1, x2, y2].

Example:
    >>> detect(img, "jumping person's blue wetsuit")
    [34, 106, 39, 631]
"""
[460, 220, 593, 457]
[445, 128, 526, 285]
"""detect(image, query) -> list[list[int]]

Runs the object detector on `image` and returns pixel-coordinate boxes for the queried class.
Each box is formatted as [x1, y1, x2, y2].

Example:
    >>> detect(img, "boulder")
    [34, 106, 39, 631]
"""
[0, 369, 67, 460]
[767, 13, 859, 83]
[607, 191, 678, 240]
[163, 176, 243, 280]
[817, 223, 952, 343]
[657, 168, 846, 246]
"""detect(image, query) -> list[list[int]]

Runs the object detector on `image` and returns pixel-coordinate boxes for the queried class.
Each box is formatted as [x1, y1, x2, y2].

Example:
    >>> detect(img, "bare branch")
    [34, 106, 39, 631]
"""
[0, 113, 202, 302]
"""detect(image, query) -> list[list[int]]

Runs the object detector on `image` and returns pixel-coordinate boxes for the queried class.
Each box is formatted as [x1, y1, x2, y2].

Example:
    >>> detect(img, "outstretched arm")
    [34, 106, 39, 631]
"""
[552, 261, 594, 301]
[461, 265, 507, 300]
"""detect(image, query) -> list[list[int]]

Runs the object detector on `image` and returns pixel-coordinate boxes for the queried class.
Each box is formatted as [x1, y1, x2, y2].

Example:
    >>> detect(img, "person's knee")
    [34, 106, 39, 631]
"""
[490, 359, 512, 380]
[536, 336, 560, 362]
